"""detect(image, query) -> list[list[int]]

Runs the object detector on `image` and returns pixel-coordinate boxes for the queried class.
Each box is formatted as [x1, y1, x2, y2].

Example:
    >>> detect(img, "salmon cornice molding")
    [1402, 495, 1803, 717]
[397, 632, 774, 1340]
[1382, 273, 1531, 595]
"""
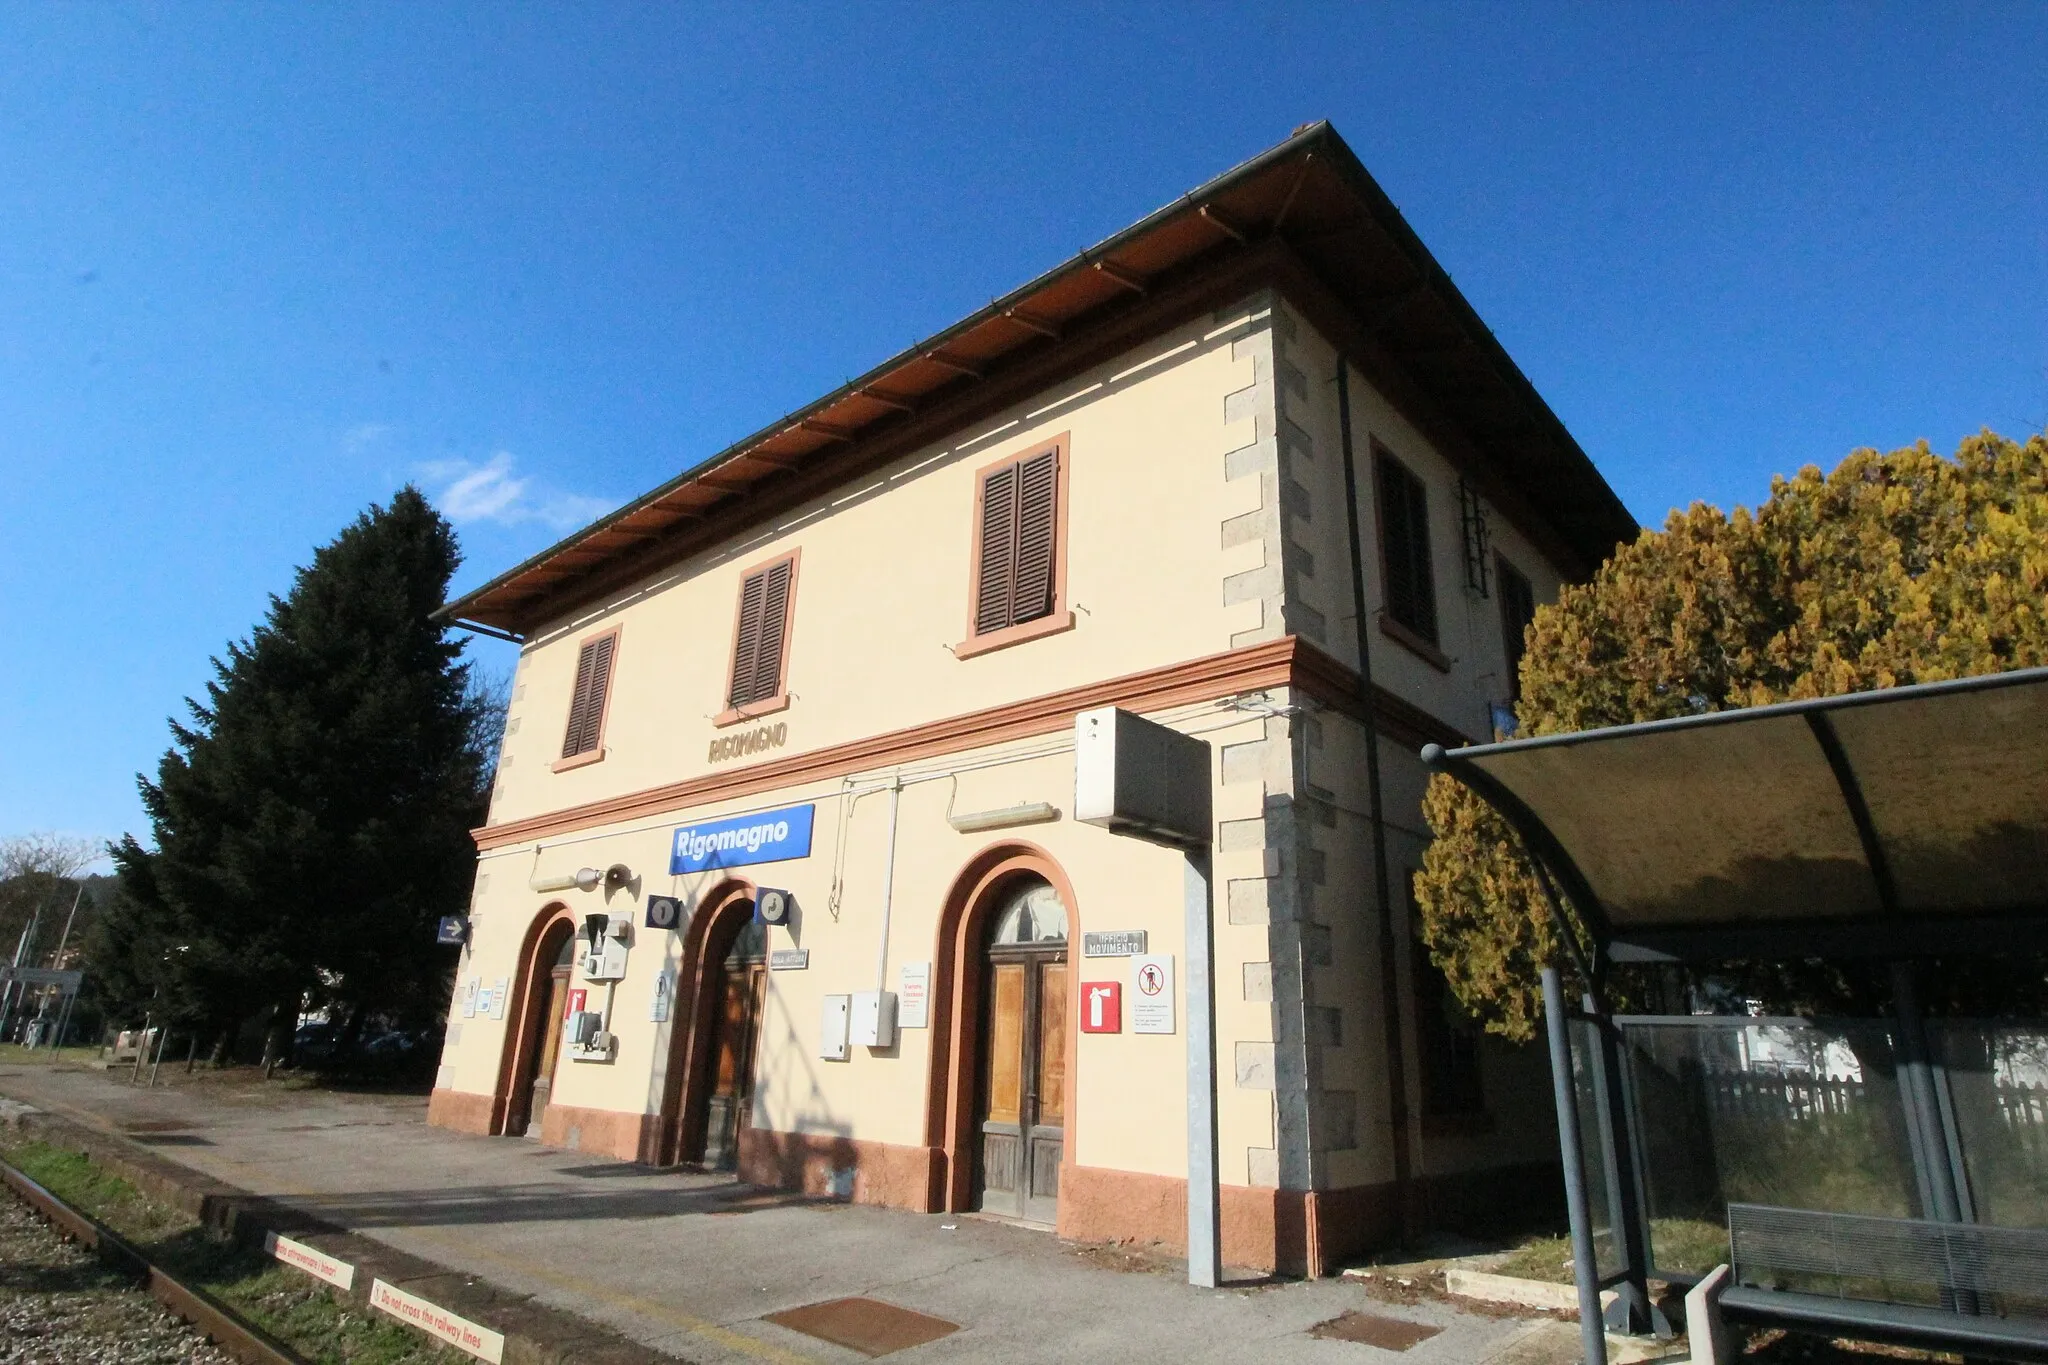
[472, 636, 1471, 851]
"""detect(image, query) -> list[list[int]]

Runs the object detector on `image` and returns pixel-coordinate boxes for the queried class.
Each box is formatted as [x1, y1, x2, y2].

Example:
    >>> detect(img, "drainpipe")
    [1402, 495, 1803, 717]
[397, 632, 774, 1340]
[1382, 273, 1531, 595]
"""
[875, 775, 903, 993]
[1337, 359, 1416, 1241]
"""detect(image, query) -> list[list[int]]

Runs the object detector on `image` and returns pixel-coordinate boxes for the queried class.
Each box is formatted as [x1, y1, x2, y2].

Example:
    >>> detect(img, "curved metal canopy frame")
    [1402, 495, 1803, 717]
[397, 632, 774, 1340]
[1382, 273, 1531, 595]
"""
[1423, 664, 2048, 967]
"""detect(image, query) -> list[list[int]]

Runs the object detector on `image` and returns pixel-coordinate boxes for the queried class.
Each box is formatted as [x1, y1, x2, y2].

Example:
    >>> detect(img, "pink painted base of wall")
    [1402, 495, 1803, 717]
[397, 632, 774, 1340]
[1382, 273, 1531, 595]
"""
[737, 1128, 941, 1209]
[539, 1101, 663, 1164]
[1059, 1165, 1367, 1276]
[427, 1088, 496, 1136]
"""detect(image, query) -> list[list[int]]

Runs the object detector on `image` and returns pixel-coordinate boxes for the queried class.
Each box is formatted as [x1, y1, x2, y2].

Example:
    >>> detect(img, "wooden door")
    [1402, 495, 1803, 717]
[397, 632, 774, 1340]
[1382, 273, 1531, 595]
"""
[526, 965, 572, 1136]
[977, 951, 1067, 1223]
[703, 963, 766, 1170]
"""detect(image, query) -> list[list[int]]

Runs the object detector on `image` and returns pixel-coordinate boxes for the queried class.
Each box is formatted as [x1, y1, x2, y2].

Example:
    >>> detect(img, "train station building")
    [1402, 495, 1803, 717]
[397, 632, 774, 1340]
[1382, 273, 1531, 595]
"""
[427, 123, 1638, 1276]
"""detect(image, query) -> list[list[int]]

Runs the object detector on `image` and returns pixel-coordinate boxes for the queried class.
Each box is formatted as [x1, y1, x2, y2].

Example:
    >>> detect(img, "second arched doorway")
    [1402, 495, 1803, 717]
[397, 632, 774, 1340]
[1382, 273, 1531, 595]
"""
[972, 877, 1069, 1224]
[658, 882, 769, 1170]
[697, 917, 768, 1169]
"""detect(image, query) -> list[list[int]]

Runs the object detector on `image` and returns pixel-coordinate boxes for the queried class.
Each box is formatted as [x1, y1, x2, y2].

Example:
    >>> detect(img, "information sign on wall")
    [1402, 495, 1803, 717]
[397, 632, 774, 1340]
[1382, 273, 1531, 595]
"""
[644, 895, 684, 931]
[649, 968, 674, 1023]
[488, 978, 509, 1021]
[1082, 930, 1147, 957]
[1132, 954, 1175, 1034]
[898, 962, 931, 1028]
[459, 978, 478, 1019]
[670, 804, 816, 874]
[769, 948, 810, 970]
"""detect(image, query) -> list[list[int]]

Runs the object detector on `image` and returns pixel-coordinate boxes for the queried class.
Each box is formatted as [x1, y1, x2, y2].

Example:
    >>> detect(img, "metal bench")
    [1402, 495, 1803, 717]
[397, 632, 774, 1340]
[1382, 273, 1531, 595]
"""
[1722, 1203, 2048, 1360]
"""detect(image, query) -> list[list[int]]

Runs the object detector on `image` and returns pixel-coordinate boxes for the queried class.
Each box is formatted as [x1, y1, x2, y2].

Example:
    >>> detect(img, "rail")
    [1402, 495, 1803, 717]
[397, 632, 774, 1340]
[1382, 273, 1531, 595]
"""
[0, 1151, 309, 1365]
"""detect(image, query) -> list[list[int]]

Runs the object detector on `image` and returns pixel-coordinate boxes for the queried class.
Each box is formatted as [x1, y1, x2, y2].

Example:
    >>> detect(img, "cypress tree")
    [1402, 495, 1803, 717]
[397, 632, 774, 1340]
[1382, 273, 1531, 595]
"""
[109, 488, 485, 1063]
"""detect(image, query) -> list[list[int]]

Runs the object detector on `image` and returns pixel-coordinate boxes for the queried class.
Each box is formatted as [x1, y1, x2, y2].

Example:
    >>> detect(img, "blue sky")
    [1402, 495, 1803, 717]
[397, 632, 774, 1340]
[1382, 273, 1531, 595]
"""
[3, 4, 2044, 857]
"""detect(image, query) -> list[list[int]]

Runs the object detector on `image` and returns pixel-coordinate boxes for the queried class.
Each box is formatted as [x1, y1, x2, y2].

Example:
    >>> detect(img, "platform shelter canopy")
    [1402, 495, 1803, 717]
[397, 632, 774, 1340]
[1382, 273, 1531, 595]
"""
[1423, 666, 2048, 963]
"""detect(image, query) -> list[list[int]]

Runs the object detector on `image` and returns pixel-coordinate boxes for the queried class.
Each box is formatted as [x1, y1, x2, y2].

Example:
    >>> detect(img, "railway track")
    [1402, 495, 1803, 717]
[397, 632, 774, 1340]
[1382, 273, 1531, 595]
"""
[0, 1153, 309, 1365]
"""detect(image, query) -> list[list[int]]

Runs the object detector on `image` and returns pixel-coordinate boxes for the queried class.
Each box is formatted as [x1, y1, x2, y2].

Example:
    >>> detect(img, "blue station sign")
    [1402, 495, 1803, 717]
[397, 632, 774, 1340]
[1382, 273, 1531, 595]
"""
[670, 803, 816, 875]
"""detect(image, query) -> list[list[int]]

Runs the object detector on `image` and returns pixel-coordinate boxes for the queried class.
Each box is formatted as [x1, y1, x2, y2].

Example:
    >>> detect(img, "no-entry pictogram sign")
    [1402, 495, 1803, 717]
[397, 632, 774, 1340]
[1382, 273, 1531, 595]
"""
[1131, 954, 1175, 1034]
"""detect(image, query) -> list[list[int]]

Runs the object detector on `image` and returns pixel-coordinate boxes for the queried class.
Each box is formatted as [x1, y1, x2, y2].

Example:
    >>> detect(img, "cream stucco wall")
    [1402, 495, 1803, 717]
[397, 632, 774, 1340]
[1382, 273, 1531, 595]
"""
[485, 294, 1286, 831]
[435, 282, 1594, 1220]
[443, 703, 1278, 1185]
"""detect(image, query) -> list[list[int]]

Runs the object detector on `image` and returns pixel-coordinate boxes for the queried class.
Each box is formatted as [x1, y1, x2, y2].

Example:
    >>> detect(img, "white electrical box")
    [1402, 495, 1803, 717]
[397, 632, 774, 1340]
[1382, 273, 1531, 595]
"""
[581, 939, 628, 980]
[581, 914, 630, 980]
[850, 991, 897, 1048]
[1073, 706, 1212, 850]
[819, 994, 851, 1061]
[565, 1011, 614, 1062]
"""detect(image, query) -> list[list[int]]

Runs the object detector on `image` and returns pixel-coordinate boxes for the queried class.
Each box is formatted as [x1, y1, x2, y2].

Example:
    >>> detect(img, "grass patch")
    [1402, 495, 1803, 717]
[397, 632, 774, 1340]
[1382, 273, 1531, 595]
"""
[0, 1135, 458, 1363]
[0, 1042, 104, 1068]
[1493, 1233, 1576, 1284]
[1492, 1218, 1730, 1283]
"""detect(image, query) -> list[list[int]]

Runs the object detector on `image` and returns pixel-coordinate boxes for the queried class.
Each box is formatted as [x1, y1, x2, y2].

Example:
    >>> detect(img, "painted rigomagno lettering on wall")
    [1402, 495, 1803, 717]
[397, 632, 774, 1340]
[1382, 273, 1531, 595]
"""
[709, 721, 787, 764]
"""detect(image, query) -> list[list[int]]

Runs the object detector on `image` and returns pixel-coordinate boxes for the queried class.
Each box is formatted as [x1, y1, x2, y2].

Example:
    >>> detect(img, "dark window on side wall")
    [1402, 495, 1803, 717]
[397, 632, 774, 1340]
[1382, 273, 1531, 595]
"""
[973, 445, 1059, 635]
[1411, 889, 1484, 1117]
[1376, 452, 1437, 644]
[1497, 556, 1536, 702]
[727, 555, 796, 709]
[560, 632, 618, 759]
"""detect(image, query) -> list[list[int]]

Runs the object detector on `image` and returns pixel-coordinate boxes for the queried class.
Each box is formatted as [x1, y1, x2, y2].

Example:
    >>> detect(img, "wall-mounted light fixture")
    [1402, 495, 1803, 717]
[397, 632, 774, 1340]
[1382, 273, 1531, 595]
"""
[947, 802, 1060, 834]
[530, 866, 602, 894]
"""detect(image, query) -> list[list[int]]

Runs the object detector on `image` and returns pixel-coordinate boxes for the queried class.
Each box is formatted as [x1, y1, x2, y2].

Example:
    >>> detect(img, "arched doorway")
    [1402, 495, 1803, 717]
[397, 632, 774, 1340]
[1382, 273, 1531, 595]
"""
[504, 911, 578, 1137]
[657, 881, 766, 1169]
[973, 877, 1069, 1224]
[697, 918, 768, 1169]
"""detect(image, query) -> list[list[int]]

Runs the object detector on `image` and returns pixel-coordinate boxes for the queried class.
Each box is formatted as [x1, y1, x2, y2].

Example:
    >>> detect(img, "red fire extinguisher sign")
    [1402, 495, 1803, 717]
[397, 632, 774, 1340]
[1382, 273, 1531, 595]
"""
[1080, 981, 1122, 1033]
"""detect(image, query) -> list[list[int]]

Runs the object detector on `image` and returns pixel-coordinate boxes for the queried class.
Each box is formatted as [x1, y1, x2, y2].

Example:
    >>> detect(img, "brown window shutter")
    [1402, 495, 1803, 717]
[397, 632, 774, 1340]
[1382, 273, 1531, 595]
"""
[560, 634, 615, 758]
[1011, 449, 1058, 625]
[974, 463, 1019, 635]
[728, 570, 769, 708]
[748, 558, 793, 703]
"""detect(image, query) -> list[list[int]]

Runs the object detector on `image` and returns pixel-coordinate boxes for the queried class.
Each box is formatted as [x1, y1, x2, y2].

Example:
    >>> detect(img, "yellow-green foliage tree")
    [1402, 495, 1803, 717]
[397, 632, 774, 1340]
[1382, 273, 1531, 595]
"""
[1416, 431, 2048, 1040]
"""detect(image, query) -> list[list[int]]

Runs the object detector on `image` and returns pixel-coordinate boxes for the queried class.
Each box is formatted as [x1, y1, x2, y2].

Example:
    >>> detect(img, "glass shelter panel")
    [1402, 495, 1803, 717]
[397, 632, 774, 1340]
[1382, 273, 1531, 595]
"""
[1619, 1019, 1922, 1278]
[1933, 1021, 2048, 1231]
[1567, 1018, 1620, 1281]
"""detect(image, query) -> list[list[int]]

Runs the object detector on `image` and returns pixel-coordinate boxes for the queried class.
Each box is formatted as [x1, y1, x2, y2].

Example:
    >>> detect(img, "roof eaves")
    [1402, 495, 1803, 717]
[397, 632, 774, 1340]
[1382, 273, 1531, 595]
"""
[435, 123, 1341, 632]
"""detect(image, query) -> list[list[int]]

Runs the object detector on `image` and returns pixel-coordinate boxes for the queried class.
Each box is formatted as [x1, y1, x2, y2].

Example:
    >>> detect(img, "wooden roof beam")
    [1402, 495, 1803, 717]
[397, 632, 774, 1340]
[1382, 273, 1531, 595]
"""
[1003, 307, 1062, 339]
[1093, 259, 1148, 294]
[794, 420, 855, 446]
[1200, 204, 1249, 243]
[924, 352, 984, 379]
[859, 388, 917, 414]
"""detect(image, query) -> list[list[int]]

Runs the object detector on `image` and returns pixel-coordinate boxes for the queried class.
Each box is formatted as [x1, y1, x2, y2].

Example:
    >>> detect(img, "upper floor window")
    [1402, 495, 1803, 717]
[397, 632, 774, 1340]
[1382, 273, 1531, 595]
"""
[957, 435, 1073, 659]
[555, 627, 619, 770]
[1376, 449, 1441, 655]
[1496, 555, 1536, 702]
[721, 550, 798, 724]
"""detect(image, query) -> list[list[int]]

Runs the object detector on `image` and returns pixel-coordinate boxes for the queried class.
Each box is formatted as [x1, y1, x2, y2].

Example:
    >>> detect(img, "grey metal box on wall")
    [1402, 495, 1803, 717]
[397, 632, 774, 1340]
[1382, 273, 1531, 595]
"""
[1073, 706, 1212, 851]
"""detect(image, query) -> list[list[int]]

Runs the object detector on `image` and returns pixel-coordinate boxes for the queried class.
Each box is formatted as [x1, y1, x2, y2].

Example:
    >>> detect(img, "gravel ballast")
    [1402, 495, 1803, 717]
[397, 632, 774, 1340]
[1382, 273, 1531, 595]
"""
[0, 1193, 231, 1365]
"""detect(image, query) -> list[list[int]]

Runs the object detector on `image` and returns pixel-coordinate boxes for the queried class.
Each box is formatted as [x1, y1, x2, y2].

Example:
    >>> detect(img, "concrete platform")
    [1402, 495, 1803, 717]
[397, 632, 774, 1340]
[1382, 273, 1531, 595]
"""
[0, 1062, 1549, 1364]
